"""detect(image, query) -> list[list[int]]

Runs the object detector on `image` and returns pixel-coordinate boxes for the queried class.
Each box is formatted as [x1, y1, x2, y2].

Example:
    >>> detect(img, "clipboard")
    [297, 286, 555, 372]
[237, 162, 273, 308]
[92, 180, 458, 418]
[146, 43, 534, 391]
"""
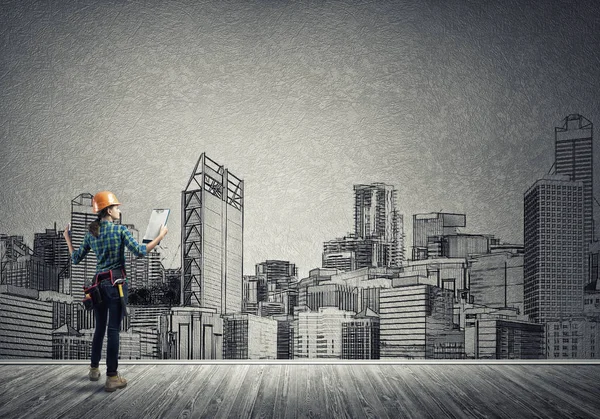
[142, 209, 170, 244]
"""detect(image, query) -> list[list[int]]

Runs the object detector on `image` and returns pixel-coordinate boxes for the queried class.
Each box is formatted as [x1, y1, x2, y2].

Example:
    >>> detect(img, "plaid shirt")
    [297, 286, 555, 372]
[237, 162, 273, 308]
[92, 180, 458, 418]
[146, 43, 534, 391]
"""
[71, 220, 147, 273]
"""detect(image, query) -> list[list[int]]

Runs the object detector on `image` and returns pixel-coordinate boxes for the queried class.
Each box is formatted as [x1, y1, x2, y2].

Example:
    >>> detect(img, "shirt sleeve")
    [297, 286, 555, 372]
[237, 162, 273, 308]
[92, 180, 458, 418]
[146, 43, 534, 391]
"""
[71, 232, 91, 265]
[121, 226, 147, 258]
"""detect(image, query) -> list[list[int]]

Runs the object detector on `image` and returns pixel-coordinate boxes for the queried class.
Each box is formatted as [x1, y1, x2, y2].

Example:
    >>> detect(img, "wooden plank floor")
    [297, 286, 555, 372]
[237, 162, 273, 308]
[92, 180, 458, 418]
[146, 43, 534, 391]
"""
[1, 364, 600, 418]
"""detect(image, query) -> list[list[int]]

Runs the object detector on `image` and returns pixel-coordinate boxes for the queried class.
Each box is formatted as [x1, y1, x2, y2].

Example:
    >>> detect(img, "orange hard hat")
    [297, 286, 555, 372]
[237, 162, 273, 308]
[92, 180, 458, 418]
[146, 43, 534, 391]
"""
[92, 191, 121, 213]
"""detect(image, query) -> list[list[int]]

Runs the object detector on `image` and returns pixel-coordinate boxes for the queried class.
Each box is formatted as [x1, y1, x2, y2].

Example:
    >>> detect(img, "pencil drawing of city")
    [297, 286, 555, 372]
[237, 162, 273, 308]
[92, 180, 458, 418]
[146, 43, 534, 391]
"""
[1, 0, 599, 362]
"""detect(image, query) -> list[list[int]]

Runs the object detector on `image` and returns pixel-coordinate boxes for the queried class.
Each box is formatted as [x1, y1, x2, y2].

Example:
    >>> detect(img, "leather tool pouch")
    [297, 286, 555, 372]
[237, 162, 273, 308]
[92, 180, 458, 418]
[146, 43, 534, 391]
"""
[82, 283, 102, 310]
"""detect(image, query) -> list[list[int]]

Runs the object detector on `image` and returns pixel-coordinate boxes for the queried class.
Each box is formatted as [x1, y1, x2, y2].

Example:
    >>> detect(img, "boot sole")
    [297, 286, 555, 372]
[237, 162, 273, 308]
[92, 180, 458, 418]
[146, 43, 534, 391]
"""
[105, 383, 127, 392]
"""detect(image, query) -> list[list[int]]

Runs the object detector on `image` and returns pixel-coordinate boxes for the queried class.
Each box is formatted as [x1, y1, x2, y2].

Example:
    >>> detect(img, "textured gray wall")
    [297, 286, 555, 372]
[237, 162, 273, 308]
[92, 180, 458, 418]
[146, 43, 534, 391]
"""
[1, 0, 599, 278]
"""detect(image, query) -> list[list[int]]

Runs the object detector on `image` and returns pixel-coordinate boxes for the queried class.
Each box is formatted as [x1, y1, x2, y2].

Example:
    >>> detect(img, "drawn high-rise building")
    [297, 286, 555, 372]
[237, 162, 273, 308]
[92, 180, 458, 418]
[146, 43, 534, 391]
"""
[128, 306, 172, 359]
[469, 251, 524, 315]
[70, 193, 97, 299]
[160, 307, 223, 360]
[242, 275, 259, 315]
[341, 308, 380, 359]
[322, 235, 381, 271]
[0, 235, 32, 286]
[380, 284, 464, 359]
[524, 175, 586, 323]
[222, 313, 277, 359]
[546, 317, 600, 359]
[305, 283, 359, 313]
[294, 307, 356, 359]
[33, 224, 70, 293]
[255, 260, 297, 293]
[0, 286, 53, 358]
[585, 241, 600, 317]
[412, 213, 466, 260]
[1, 234, 59, 292]
[181, 154, 243, 314]
[354, 183, 404, 267]
[462, 306, 545, 359]
[554, 114, 595, 244]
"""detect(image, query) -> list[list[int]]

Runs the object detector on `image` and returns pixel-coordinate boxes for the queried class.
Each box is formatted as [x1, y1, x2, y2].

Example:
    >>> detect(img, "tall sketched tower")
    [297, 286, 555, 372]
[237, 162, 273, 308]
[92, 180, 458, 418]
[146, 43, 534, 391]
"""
[70, 193, 97, 299]
[354, 183, 404, 267]
[524, 175, 585, 323]
[523, 114, 593, 324]
[554, 114, 595, 245]
[181, 153, 243, 314]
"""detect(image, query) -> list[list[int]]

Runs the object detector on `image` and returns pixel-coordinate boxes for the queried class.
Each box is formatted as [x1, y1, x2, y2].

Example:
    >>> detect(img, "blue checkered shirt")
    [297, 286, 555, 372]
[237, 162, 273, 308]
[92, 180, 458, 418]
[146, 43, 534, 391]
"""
[71, 220, 147, 273]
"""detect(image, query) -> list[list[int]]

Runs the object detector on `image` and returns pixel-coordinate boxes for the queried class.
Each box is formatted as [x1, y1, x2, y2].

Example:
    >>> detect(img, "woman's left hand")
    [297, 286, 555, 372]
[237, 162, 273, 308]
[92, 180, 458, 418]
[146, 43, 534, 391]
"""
[63, 224, 71, 242]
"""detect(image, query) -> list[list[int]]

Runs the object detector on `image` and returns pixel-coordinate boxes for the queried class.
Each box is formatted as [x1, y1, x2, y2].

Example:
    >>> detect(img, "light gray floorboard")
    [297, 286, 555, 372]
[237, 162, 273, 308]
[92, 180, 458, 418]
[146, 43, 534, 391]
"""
[1, 365, 600, 419]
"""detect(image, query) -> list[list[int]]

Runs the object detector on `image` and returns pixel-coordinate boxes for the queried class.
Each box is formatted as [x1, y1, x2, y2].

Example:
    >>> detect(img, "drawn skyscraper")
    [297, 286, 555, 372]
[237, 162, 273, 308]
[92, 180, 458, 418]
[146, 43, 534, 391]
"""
[524, 175, 585, 323]
[70, 193, 97, 299]
[554, 114, 595, 244]
[181, 153, 243, 314]
[33, 224, 70, 294]
[353, 183, 404, 266]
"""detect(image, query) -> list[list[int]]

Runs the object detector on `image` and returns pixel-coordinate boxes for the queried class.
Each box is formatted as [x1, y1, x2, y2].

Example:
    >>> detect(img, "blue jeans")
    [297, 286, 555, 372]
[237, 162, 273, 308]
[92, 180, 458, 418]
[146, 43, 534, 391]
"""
[90, 280, 128, 376]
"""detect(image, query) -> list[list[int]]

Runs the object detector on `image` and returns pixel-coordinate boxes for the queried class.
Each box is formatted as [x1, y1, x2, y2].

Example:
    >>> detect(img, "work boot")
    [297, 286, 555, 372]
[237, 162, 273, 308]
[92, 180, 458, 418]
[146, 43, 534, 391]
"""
[88, 367, 101, 381]
[105, 374, 127, 392]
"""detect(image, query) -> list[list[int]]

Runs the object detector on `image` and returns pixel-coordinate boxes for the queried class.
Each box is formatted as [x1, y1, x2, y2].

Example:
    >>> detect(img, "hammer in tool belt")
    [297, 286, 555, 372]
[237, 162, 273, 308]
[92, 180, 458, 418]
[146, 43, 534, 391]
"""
[113, 278, 128, 316]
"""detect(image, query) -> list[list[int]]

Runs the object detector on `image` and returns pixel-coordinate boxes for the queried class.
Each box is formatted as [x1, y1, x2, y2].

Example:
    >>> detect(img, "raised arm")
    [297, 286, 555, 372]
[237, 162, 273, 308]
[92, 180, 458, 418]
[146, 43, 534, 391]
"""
[146, 225, 168, 252]
[64, 224, 90, 264]
[122, 224, 168, 256]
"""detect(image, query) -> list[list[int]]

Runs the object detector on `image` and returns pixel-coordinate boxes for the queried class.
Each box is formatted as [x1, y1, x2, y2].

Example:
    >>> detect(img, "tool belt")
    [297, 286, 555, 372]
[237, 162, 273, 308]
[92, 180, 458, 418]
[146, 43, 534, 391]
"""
[94, 268, 126, 286]
[82, 268, 127, 311]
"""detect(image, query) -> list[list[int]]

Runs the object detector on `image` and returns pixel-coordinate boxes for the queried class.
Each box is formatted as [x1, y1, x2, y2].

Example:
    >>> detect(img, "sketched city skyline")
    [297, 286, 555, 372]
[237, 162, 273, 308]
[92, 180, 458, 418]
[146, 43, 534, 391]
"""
[2, 0, 600, 361]
[1, 111, 599, 360]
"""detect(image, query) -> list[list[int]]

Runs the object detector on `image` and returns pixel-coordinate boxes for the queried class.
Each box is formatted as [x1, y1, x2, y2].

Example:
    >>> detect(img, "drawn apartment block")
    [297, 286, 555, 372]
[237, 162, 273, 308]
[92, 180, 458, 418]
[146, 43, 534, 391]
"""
[1, 234, 59, 292]
[303, 283, 359, 313]
[394, 257, 469, 326]
[296, 268, 340, 308]
[412, 213, 466, 261]
[469, 250, 525, 315]
[273, 314, 294, 359]
[379, 284, 464, 359]
[545, 317, 600, 359]
[255, 260, 298, 316]
[294, 307, 356, 359]
[585, 241, 600, 317]
[341, 308, 380, 359]
[129, 306, 172, 359]
[461, 305, 544, 359]
[33, 225, 70, 294]
[52, 324, 90, 360]
[0, 285, 53, 358]
[159, 307, 222, 360]
[323, 183, 404, 271]
[222, 313, 277, 359]
[323, 236, 386, 271]
[50, 295, 95, 360]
